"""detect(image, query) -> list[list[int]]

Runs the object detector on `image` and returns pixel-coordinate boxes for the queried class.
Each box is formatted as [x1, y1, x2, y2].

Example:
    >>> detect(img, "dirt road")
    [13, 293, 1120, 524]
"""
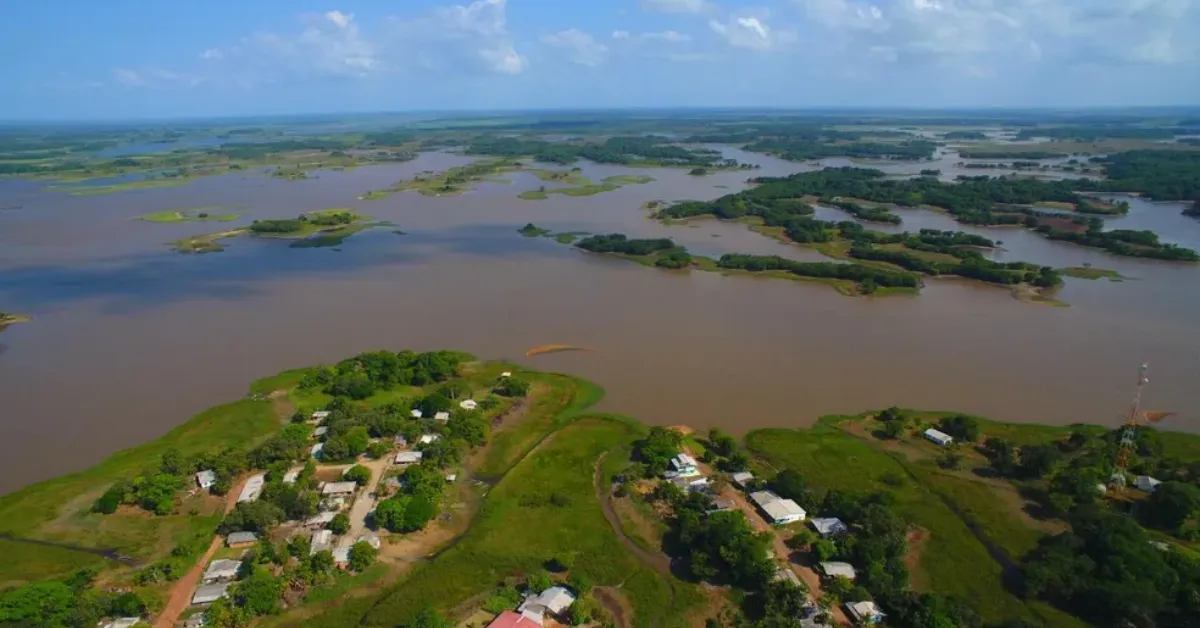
[153, 476, 247, 628]
[341, 455, 393, 545]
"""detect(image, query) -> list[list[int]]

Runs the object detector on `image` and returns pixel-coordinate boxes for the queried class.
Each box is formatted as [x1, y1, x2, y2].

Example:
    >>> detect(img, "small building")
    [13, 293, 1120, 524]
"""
[195, 470, 217, 491]
[184, 613, 207, 628]
[305, 512, 337, 529]
[320, 496, 348, 512]
[357, 533, 382, 549]
[310, 410, 330, 423]
[395, 451, 423, 465]
[923, 428, 954, 447]
[322, 481, 358, 497]
[100, 618, 142, 628]
[1136, 475, 1162, 493]
[434, 411, 450, 422]
[418, 433, 440, 445]
[202, 559, 241, 583]
[311, 442, 324, 459]
[226, 531, 258, 548]
[445, 473, 458, 483]
[731, 471, 755, 488]
[499, 372, 512, 378]
[750, 490, 806, 525]
[237, 474, 266, 503]
[670, 453, 700, 477]
[191, 582, 231, 605]
[410, 409, 423, 418]
[486, 611, 541, 628]
[332, 546, 351, 567]
[283, 468, 301, 485]
[819, 562, 857, 581]
[774, 567, 802, 586]
[311, 529, 334, 554]
[460, 399, 478, 410]
[313, 426, 329, 438]
[393, 435, 408, 447]
[810, 517, 848, 537]
[845, 600, 885, 625]
[518, 585, 577, 619]
[671, 475, 710, 493]
[709, 498, 737, 513]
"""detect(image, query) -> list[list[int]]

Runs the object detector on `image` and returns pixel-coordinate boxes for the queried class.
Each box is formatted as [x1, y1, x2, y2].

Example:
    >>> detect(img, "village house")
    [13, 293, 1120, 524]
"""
[923, 428, 954, 447]
[460, 399, 478, 410]
[419, 433, 441, 445]
[395, 451, 423, 465]
[191, 582, 231, 606]
[332, 546, 351, 568]
[410, 409, 423, 418]
[810, 517, 848, 537]
[283, 468, 301, 485]
[305, 511, 337, 529]
[195, 470, 216, 491]
[237, 474, 266, 503]
[311, 443, 324, 459]
[774, 567, 802, 586]
[226, 531, 258, 548]
[184, 614, 207, 628]
[518, 586, 577, 621]
[357, 533, 382, 549]
[731, 471, 755, 489]
[486, 611, 541, 628]
[311, 529, 334, 555]
[434, 411, 450, 422]
[708, 498, 737, 513]
[202, 559, 241, 584]
[500, 372, 512, 378]
[321, 481, 358, 497]
[309, 410, 330, 424]
[671, 475, 710, 493]
[445, 472, 458, 483]
[819, 562, 857, 581]
[313, 426, 329, 438]
[667, 453, 700, 478]
[394, 435, 408, 448]
[845, 600, 886, 625]
[100, 618, 141, 628]
[750, 490, 807, 525]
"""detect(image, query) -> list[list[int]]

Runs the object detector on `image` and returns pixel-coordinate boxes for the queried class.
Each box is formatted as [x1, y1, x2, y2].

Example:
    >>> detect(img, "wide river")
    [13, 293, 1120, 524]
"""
[1, 147, 1198, 493]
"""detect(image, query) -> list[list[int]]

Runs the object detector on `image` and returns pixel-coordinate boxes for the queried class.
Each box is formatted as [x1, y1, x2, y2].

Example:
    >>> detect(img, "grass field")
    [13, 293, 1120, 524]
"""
[138, 208, 241, 223]
[518, 174, 655, 200]
[1060, 266, 1124, 281]
[54, 178, 192, 196]
[745, 414, 1091, 626]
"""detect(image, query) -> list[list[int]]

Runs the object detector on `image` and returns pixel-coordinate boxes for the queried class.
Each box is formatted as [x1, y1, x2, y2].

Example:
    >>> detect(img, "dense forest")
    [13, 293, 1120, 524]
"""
[943, 131, 989, 140]
[659, 168, 1198, 261]
[574, 234, 693, 269]
[1015, 127, 1183, 141]
[464, 135, 748, 169]
[1089, 151, 1200, 201]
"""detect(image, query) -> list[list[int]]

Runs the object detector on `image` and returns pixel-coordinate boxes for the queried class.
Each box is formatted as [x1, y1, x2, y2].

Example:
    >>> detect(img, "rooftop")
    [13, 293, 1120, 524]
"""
[202, 559, 241, 582]
[846, 600, 884, 622]
[460, 399, 478, 409]
[283, 468, 301, 484]
[731, 471, 754, 484]
[191, 582, 231, 605]
[419, 434, 440, 444]
[395, 451, 423, 464]
[237, 474, 266, 503]
[518, 585, 577, 616]
[434, 411, 450, 421]
[810, 517, 848, 537]
[313, 426, 329, 437]
[305, 512, 337, 526]
[820, 561, 857, 580]
[311, 529, 333, 553]
[322, 481, 358, 495]
[750, 490, 782, 508]
[486, 611, 541, 628]
[763, 498, 806, 522]
[226, 531, 258, 546]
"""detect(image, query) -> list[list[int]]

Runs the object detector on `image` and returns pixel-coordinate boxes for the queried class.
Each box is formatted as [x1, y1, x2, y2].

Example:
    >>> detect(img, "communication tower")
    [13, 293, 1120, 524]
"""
[1108, 361, 1172, 489]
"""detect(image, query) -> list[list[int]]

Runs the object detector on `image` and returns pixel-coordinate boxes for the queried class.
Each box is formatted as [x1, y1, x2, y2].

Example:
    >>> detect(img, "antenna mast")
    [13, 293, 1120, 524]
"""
[1109, 361, 1150, 489]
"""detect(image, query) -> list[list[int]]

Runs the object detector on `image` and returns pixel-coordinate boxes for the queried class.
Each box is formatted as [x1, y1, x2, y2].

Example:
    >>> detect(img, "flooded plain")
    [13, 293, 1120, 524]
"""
[2, 148, 1199, 493]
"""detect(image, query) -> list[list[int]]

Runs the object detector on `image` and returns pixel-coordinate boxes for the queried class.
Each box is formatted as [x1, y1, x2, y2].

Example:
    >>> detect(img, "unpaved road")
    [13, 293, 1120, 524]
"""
[153, 476, 247, 628]
[341, 455, 393, 547]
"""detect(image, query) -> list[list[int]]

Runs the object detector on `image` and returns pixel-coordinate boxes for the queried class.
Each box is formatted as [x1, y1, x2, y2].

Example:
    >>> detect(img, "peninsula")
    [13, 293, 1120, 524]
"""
[2, 351, 1197, 628]
[172, 209, 388, 253]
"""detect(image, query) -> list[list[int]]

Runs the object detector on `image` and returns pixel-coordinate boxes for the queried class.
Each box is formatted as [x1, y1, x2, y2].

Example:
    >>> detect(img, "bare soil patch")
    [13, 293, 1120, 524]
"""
[594, 586, 633, 628]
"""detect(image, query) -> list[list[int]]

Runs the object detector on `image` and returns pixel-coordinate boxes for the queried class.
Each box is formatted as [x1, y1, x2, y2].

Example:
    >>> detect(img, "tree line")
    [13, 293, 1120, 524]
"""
[464, 135, 744, 168]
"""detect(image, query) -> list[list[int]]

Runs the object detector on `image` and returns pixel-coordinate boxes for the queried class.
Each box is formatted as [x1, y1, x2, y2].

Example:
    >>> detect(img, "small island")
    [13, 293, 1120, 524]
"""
[360, 159, 523, 199]
[0, 311, 30, 328]
[172, 209, 388, 253]
[139, 207, 241, 223]
[517, 170, 654, 200]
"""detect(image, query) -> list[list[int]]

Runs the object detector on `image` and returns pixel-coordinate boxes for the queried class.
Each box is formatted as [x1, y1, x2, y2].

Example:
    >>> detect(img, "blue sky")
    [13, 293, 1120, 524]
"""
[3, 0, 1199, 120]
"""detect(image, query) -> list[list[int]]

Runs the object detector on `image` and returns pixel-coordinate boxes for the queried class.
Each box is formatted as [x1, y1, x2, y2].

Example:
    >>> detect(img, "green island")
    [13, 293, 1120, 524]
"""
[464, 135, 758, 170]
[659, 168, 1199, 262]
[517, 223, 589, 244]
[172, 209, 388, 254]
[139, 208, 242, 223]
[360, 159, 523, 199]
[518, 169, 655, 200]
[3, 351, 1197, 628]
[0, 311, 31, 328]
[527, 225, 1072, 303]
[686, 124, 938, 161]
[1059, 267, 1126, 281]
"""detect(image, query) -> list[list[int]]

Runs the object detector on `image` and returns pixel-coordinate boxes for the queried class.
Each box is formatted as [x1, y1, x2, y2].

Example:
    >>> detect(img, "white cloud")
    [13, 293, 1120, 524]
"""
[200, 48, 223, 60]
[709, 16, 782, 51]
[541, 29, 609, 67]
[641, 0, 712, 14]
[611, 30, 691, 43]
[325, 10, 352, 28]
[388, 0, 527, 74]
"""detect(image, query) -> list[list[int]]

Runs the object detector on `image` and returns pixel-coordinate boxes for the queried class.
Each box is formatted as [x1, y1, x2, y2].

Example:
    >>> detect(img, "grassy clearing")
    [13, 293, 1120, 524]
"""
[171, 229, 247, 254]
[746, 416, 1046, 624]
[171, 209, 386, 253]
[1060, 266, 1124, 281]
[352, 418, 646, 626]
[0, 394, 277, 585]
[361, 159, 523, 199]
[138, 208, 241, 223]
[519, 174, 655, 200]
[54, 178, 192, 196]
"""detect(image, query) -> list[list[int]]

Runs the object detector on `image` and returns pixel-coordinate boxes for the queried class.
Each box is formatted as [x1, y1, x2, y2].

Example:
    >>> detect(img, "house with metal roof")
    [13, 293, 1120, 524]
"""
[195, 470, 216, 490]
[845, 600, 885, 625]
[226, 531, 258, 548]
[923, 428, 954, 447]
[518, 585, 577, 620]
[819, 562, 857, 581]
[202, 559, 241, 583]
[810, 517, 848, 537]
[237, 474, 265, 503]
[191, 582, 231, 605]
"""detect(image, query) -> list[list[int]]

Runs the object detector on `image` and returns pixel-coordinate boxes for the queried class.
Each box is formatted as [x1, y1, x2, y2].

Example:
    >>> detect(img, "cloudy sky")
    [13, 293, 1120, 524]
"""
[3, 0, 1198, 120]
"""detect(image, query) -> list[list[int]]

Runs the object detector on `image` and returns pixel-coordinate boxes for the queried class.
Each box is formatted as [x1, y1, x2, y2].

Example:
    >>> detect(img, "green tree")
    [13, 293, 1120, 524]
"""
[567, 597, 600, 625]
[328, 513, 351, 535]
[374, 495, 410, 532]
[0, 582, 75, 626]
[528, 569, 554, 593]
[400, 608, 453, 628]
[983, 438, 1018, 476]
[309, 550, 335, 574]
[348, 541, 379, 572]
[230, 571, 283, 617]
[882, 419, 906, 439]
[1018, 444, 1062, 479]
[344, 464, 372, 486]
[1144, 481, 1200, 531]
[938, 415, 981, 442]
[812, 538, 837, 562]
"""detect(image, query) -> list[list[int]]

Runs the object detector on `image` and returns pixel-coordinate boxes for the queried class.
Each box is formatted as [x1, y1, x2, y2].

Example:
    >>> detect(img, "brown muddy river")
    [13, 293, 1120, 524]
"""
[1, 148, 1198, 493]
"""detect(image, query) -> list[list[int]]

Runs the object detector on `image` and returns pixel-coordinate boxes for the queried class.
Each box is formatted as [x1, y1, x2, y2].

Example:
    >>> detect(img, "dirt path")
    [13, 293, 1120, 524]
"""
[342, 455, 392, 546]
[593, 586, 632, 628]
[153, 476, 247, 628]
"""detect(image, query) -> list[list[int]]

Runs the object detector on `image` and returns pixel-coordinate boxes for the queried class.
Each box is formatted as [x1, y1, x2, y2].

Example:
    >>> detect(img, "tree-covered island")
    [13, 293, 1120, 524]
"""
[172, 209, 390, 254]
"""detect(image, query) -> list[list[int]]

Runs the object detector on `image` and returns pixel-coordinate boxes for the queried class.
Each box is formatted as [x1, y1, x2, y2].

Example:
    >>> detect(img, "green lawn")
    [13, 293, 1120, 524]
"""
[1060, 267, 1124, 281]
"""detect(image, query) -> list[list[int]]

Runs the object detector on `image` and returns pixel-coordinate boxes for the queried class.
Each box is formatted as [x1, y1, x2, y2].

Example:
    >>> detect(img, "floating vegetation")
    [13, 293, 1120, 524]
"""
[525, 344, 594, 357]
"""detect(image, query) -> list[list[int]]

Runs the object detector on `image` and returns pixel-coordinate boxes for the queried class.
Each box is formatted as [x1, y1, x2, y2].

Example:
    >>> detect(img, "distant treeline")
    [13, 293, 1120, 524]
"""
[1089, 150, 1200, 201]
[1015, 126, 1185, 141]
[464, 136, 745, 168]
[683, 124, 935, 161]
[943, 131, 988, 140]
[959, 150, 1070, 159]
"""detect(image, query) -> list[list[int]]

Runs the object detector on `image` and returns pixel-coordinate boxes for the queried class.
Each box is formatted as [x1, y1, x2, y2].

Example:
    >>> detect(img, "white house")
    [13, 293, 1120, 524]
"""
[237, 474, 266, 503]
[311, 443, 324, 459]
[671, 475, 710, 493]
[819, 562, 857, 581]
[410, 409, 423, 418]
[460, 399, 478, 410]
[304, 512, 337, 529]
[434, 412, 450, 422]
[202, 559, 241, 583]
[669, 453, 700, 477]
[500, 372, 512, 378]
[322, 481, 358, 497]
[1136, 475, 1162, 493]
[313, 426, 329, 438]
[310, 410, 330, 423]
[191, 582, 231, 605]
[100, 619, 141, 628]
[184, 614, 207, 628]
[283, 468, 301, 485]
[332, 546, 351, 567]
[750, 490, 806, 525]
[311, 529, 334, 554]
[419, 433, 441, 445]
[810, 517, 848, 537]
[195, 470, 217, 490]
[518, 586, 577, 619]
[395, 451, 423, 465]
[357, 533, 382, 549]
[845, 600, 885, 625]
[731, 471, 755, 488]
[923, 428, 954, 447]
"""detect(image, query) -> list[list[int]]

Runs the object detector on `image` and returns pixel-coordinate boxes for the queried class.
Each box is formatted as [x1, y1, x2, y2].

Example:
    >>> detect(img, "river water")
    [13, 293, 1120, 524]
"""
[1, 148, 1198, 493]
